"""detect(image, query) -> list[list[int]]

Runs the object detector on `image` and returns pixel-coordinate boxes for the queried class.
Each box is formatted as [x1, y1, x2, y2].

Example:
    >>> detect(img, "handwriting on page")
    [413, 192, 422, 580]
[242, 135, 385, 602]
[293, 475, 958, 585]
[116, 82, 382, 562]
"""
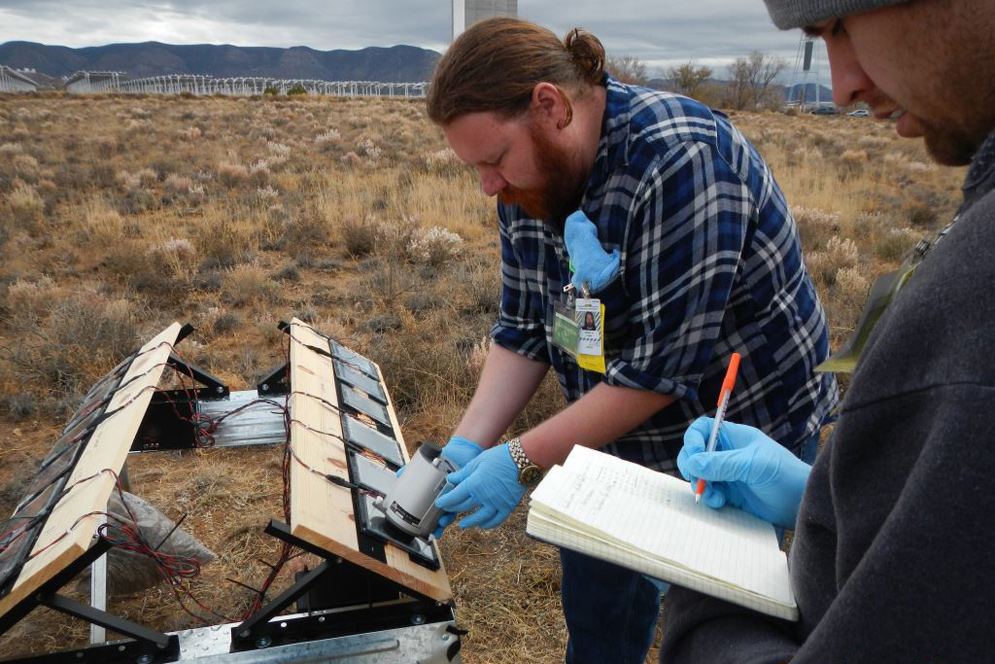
[550, 446, 791, 604]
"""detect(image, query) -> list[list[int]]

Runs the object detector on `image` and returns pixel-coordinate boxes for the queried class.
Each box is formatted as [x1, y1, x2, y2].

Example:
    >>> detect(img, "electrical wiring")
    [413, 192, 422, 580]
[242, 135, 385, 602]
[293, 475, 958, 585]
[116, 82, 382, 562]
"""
[3, 328, 396, 627]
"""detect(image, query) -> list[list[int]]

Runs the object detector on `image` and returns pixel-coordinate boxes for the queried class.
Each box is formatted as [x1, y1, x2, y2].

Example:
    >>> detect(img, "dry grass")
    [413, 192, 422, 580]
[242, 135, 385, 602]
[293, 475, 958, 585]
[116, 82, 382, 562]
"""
[0, 93, 965, 662]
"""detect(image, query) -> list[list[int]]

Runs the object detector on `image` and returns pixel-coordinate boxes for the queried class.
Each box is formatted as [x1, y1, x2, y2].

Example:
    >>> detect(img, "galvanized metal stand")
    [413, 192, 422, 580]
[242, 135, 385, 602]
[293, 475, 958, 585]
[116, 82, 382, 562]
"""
[229, 521, 457, 655]
[0, 538, 180, 664]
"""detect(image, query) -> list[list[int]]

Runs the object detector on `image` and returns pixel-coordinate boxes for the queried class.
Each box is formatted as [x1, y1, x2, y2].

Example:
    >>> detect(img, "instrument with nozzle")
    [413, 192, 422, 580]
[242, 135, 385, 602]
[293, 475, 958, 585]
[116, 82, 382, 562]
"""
[374, 442, 457, 539]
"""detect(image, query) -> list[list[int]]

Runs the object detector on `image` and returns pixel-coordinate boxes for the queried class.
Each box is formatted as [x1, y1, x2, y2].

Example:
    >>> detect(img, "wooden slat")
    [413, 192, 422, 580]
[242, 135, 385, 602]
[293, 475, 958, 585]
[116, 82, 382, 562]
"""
[0, 323, 182, 618]
[286, 319, 452, 603]
[288, 321, 357, 553]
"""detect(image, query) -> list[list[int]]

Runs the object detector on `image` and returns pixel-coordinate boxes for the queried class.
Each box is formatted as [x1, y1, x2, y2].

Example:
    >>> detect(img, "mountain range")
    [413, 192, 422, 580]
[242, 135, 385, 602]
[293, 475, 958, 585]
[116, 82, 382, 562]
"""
[0, 41, 441, 83]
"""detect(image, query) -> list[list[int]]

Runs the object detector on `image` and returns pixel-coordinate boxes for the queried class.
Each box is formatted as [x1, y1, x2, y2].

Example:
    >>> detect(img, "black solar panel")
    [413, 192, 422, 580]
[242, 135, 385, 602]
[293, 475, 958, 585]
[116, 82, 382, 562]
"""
[341, 416, 403, 467]
[334, 360, 386, 404]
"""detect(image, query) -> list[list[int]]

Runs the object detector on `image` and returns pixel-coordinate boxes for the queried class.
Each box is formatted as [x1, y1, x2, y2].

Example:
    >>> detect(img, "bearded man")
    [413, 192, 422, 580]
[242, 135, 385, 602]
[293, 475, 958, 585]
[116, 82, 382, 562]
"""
[424, 18, 838, 664]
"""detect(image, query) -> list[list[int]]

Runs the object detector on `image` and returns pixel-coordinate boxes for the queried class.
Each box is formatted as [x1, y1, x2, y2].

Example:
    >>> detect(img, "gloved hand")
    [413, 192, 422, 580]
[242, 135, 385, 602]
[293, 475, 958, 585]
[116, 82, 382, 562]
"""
[430, 436, 484, 538]
[434, 442, 526, 530]
[564, 210, 619, 294]
[440, 435, 483, 468]
[677, 417, 812, 529]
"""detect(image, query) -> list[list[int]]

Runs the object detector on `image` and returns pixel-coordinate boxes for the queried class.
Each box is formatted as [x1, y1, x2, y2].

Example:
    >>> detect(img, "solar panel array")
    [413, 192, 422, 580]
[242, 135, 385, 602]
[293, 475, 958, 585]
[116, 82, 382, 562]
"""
[0, 324, 182, 619]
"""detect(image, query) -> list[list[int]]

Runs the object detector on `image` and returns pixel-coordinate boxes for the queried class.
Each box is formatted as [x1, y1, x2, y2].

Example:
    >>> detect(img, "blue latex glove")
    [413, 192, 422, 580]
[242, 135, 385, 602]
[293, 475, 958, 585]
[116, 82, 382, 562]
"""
[564, 210, 620, 294]
[434, 442, 526, 530]
[440, 435, 483, 468]
[677, 417, 812, 529]
[395, 436, 482, 478]
[431, 436, 484, 537]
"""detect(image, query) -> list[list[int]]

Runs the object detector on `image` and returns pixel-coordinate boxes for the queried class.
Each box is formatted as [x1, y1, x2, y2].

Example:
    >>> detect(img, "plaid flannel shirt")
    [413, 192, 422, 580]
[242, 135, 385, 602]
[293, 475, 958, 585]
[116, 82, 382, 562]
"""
[491, 76, 839, 473]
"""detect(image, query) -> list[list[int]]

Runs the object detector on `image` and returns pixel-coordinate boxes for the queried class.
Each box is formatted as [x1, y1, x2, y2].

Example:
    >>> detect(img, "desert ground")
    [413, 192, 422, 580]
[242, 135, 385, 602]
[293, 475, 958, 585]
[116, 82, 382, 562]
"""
[0, 91, 965, 662]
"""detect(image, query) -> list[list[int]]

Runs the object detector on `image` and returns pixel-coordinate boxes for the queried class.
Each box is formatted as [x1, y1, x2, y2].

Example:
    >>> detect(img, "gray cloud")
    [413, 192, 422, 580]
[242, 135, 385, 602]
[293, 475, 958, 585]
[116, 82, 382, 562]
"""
[0, 0, 810, 76]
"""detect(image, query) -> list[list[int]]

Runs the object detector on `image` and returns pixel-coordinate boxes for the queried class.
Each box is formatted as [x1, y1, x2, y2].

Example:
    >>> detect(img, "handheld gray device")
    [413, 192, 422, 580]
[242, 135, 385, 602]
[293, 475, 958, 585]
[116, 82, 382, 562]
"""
[374, 442, 457, 539]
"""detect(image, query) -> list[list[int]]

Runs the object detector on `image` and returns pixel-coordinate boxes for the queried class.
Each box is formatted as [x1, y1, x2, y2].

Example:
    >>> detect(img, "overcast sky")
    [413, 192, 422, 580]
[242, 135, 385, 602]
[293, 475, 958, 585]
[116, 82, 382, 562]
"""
[0, 1, 817, 78]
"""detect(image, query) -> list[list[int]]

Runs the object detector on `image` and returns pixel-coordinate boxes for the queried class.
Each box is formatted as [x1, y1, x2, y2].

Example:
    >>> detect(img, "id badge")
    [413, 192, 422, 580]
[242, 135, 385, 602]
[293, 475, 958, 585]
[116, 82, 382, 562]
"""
[575, 298, 602, 355]
[552, 300, 580, 357]
[576, 298, 606, 374]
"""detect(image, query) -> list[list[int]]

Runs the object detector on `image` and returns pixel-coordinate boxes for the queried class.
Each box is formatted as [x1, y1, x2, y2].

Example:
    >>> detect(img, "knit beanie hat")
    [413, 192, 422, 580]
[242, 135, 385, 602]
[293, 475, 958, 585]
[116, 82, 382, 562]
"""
[763, 0, 910, 29]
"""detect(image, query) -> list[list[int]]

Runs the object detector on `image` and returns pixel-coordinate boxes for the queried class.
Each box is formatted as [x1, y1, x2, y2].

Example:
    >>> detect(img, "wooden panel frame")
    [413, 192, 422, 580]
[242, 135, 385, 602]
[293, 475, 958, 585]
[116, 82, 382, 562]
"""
[0, 323, 182, 618]
[286, 319, 452, 602]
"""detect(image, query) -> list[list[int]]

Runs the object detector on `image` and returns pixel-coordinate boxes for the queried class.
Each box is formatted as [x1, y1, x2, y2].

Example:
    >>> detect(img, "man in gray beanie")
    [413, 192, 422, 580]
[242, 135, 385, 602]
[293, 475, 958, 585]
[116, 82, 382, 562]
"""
[660, 1, 995, 661]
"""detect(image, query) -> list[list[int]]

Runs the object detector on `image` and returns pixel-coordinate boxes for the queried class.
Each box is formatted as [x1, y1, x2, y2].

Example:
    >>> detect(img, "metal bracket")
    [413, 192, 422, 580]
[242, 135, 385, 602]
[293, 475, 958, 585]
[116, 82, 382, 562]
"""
[130, 355, 230, 451]
[164, 354, 229, 400]
[264, 521, 438, 605]
[41, 595, 172, 649]
[255, 363, 289, 396]
[0, 634, 180, 664]
[229, 521, 452, 652]
[0, 538, 177, 663]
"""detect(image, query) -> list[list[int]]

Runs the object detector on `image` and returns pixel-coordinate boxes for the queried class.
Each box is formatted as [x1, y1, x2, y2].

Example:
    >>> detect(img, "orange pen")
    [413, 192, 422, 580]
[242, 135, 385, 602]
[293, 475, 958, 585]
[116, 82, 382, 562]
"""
[695, 352, 741, 504]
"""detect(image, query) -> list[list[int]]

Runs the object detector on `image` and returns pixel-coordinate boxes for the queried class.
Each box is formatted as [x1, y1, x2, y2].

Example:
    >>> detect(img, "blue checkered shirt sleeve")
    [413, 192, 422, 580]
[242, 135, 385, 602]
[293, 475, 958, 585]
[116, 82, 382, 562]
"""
[491, 204, 550, 363]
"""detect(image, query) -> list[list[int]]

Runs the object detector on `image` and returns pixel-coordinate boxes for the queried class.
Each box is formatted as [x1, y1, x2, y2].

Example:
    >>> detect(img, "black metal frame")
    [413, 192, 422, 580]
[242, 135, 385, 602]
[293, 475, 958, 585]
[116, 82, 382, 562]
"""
[130, 354, 230, 452]
[0, 539, 179, 664]
[229, 521, 452, 653]
[255, 363, 289, 396]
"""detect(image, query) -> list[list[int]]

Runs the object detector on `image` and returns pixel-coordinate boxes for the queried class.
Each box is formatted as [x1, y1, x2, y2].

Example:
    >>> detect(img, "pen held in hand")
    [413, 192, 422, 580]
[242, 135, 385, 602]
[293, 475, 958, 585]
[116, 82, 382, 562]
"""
[695, 352, 742, 504]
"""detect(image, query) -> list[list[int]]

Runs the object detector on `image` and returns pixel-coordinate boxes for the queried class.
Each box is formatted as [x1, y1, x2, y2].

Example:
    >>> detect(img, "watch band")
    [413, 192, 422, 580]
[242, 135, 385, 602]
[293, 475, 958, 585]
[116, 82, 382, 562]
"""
[507, 437, 543, 487]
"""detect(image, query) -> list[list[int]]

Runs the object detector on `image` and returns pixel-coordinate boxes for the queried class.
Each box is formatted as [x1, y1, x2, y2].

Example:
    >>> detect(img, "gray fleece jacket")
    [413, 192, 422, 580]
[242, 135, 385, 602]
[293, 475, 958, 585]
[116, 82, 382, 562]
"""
[660, 128, 995, 663]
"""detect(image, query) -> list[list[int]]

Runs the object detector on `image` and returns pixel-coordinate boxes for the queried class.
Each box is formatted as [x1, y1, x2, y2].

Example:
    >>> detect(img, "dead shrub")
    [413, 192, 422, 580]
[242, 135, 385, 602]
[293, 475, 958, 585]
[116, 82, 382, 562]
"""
[375, 215, 420, 261]
[452, 260, 502, 316]
[838, 149, 867, 178]
[197, 219, 254, 269]
[408, 226, 464, 267]
[875, 227, 921, 263]
[340, 151, 362, 168]
[902, 198, 940, 228]
[81, 197, 125, 244]
[825, 236, 859, 269]
[221, 264, 279, 307]
[423, 147, 466, 177]
[164, 174, 195, 195]
[5, 181, 45, 231]
[7, 287, 150, 405]
[339, 215, 379, 257]
[197, 307, 241, 339]
[792, 206, 841, 251]
[12, 154, 41, 182]
[143, 237, 198, 292]
[2, 276, 59, 333]
[367, 320, 480, 414]
[281, 209, 330, 256]
[218, 162, 251, 188]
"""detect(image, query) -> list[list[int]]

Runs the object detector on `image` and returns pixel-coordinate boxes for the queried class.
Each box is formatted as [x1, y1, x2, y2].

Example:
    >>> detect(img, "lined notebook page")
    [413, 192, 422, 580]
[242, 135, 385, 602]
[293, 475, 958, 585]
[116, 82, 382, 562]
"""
[528, 446, 795, 618]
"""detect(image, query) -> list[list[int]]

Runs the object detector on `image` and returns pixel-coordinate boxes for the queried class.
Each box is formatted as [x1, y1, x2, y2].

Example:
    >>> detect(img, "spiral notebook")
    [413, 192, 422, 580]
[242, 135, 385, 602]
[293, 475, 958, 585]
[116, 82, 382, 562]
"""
[526, 446, 798, 621]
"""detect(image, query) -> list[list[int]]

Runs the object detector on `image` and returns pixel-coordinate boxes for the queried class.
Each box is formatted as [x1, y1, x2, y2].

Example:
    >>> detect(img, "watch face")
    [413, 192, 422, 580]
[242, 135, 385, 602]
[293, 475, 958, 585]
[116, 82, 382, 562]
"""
[520, 465, 543, 487]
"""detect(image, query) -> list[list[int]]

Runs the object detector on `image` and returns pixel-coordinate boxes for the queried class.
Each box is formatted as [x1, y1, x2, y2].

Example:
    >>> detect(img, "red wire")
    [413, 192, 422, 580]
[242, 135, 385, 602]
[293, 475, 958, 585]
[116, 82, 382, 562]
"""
[6, 329, 377, 624]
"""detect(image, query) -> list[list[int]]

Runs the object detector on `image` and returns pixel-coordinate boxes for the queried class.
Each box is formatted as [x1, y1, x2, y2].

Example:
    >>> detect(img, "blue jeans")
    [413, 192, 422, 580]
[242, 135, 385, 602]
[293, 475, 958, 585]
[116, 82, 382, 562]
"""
[560, 430, 822, 663]
[560, 547, 661, 664]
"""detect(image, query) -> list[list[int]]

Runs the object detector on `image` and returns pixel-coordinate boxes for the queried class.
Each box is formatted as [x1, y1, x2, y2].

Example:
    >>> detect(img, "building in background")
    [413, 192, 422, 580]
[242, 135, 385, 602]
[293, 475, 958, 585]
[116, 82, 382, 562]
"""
[0, 65, 40, 93]
[787, 36, 833, 112]
[452, 0, 517, 41]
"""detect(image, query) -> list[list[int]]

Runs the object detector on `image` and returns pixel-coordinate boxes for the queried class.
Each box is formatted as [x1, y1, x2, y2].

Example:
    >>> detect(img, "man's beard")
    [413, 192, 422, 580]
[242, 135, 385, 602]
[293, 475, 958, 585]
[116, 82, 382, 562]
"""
[498, 123, 587, 225]
[923, 121, 988, 167]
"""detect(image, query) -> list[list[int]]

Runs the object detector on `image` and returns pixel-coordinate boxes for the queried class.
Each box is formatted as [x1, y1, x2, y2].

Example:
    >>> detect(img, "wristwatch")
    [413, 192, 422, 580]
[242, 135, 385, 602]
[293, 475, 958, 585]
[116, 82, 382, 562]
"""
[507, 437, 544, 487]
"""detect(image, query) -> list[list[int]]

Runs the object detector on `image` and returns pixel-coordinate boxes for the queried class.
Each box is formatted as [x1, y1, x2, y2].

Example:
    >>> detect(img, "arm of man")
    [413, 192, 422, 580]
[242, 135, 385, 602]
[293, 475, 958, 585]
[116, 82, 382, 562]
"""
[440, 137, 754, 529]
[452, 343, 550, 449]
[520, 383, 674, 469]
[661, 389, 995, 662]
